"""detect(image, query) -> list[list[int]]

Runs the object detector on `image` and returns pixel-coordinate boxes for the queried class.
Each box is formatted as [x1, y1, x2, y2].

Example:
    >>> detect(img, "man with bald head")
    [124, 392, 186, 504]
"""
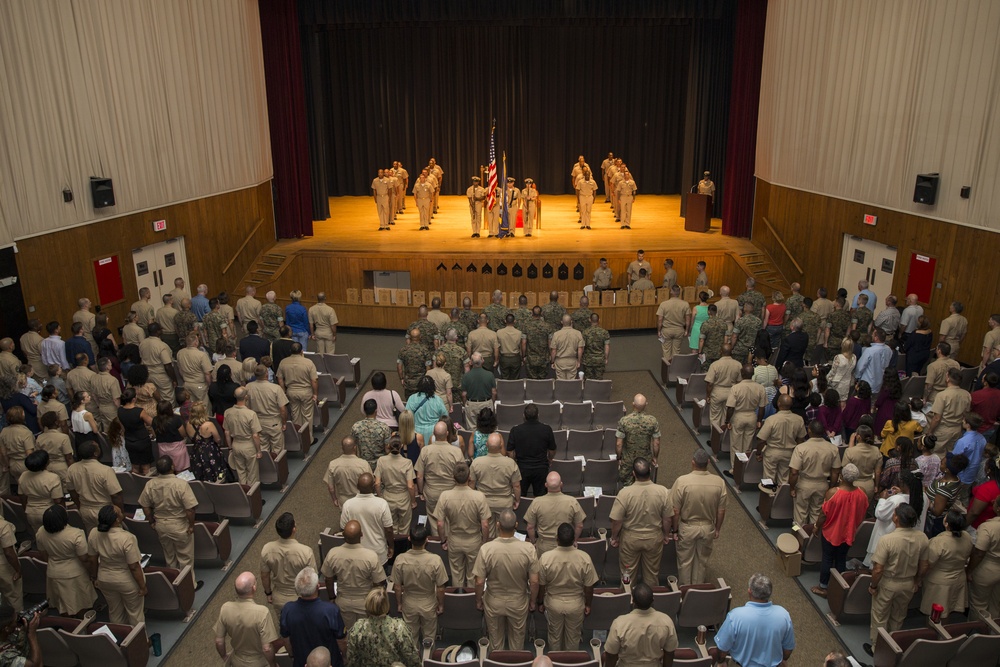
[756, 394, 806, 485]
[714, 286, 740, 333]
[610, 458, 672, 586]
[473, 508, 539, 651]
[224, 386, 263, 487]
[415, 421, 465, 536]
[671, 449, 727, 585]
[706, 344, 743, 434]
[340, 473, 394, 566]
[615, 394, 661, 487]
[550, 314, 584, 380]
[236, 286, 262, 339]
[306, 647, 332, 667]
[436, 462, 490, 589]
[525, 472, 586, 556]
[537, 522, 598, 650]
[471, 432, 522, 537]
[308, 292, 338, 354]
[459, 296, 479, 332]
[784, 283, 804, 324]
[508, 403, 558, 497]
[323, 437, 372, 508]
[398, 328, 430, 398]
[320, 520, 386, 630]
[215, 572, 279, 666]
[407, 305, 440, 357]
[259, 291, 283, 341]
[541, 291, 566, 329]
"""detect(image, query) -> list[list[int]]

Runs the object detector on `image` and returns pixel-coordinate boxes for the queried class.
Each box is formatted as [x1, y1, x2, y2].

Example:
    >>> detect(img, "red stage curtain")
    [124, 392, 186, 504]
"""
[259, 0, 313, 238]
[721, 0, 768, 238]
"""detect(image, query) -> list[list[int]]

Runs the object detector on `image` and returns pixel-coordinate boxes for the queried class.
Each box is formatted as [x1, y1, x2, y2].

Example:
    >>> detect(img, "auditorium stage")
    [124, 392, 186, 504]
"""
[244, 194, 781, 331]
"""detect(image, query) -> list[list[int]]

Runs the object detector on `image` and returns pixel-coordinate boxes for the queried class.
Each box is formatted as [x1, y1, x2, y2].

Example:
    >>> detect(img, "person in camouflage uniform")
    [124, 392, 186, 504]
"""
[523, 306, 553, 379]
[438, 329, 469, 404]
[459, 296, 479, 333]
[736, 277, 766, 320]
[174, 298, 198, 346]
[397, 329, 430, 398]
[582, 313, 610, 379]
[825, 296, 852, 350]
[352, 399, 392, 470]
[615, 394, 661, 486]
[202, 297, 229, 352]
[512, 294, 532, 331]
[731, 302, 762, 365]
[541, 291, 566, 329]
[259, 290, 283, 341]
[442, 308, 469, 347]
[698, 304, 728, 371]
[851, 294, 874, 335]
[482, 290, 510, 332]
[571, 296, 594, 332]
[784, 282, 804, 322]
[406, 305, 440, 357]
[798, 297, 823, 364]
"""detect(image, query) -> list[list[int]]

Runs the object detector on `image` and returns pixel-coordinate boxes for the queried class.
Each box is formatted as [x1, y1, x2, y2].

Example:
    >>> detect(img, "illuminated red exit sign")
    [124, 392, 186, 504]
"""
[863, 214, 877, 226]
[152, 219, 167, 232]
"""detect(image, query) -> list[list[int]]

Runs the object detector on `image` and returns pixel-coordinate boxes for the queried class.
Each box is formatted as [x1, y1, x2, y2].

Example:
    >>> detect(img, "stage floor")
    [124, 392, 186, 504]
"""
[273, 194, 757, 256]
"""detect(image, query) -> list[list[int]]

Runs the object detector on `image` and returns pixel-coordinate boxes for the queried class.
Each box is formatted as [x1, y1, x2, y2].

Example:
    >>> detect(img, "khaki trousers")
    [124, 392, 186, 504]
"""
[228, 439, 259, 487]
[620, 534, 664, 586]
[447, 536, 482, 589]
[376, 196, 390, 229]
[485, 593, 529, 651]
[677, 521, 715, 585]
[545, 596, 584, 651]
[98, 575, 145, 626]
[554, 357, 578, 380]
[385, 490, 413, 535]
[184, 381, 209, 410]
[579, 197, 594, 227]
[148, 368, 175, 407]
[417, 201, 432, 229]
[969, 558, 1000, 621]
[870, 577, 916, 642]
[314, 337, 336, 354]
[0, 561, 23, 611]
[730, 411, 758, 454]
[794, 479, 829, 526]
[155, 519, 195, 576]
[934, 426, 962, 456]
[339, 595, 366, 631]
[660, 327, 686, 363]
[288, 389, 315, 446]
[402, 600, 438, 650]
[762, 449, 793, 485]
[620, 199, 633, 226]
[259, 418, 283, 454]
[709, 387, 731, 430]
[424, 485, 446, 537]
[465, 400, 492, 430]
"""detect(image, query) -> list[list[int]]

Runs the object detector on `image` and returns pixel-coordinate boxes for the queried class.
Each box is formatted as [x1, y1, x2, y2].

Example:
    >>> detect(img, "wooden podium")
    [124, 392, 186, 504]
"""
[684, 193, 712, 232]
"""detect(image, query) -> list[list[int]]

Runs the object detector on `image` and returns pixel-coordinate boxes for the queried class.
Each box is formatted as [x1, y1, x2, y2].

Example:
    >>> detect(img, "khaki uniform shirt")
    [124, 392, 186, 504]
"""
[88, 526, 140, 584]
[605, 608, 679, 665]
[214, 598, 279, 667]
[472, 536, 538, 601]
[35, 430, 74, 472]
[925, 358, 960, 401]
[593, 267, 612, 290]
[139, 337, 172, 372]
[789, 438, 840, 481]
[323, 455, 372, 503]
[156, 306, 179, 333]
[627, 260, 652, 284]
[66, 366, 98, 409]
[131, 300, 155, 328]
[930, 386, 972, 431]
[726, 379, 767, 413]
[123, 322, 146, 346]
[425, 367, 453, 404]
[497, 326, 524, 355]
[715, 297, 740, 330]
[20, 331, 44, 370]
[470, 454, 522, 509]
[656, 298, 689, 332]
[18, 470, 62, 516]
[224, 405, 261, 441]
[393, 547, 448, 614]
[872, 527, 929, 579]
[320, 543, 387, 603]
[246, 381, 288, 422]
[38, 399, 69, 424]
[706, 357, 742, 389]
[213, 358, 243, 385]
[309, 304, 339, 339]
[757, 411, 806, 451]
[91, 372, 122, 418]
[176, 347, 212, 385]
[610, 480, 672, 538]
[467, 327, 499, 358]
[138, 474, 197, 526]
[236, 297, 262, 326]
[939, 314, 968, 348]
[415, 443, 465, 492]
[277, 355, 318, 395]
[340, 493, 393, 563]
[538, 546, 599, 602]
[73, 310, 96, 340]
[374, 454, 414, 498]
[426, 310, 450, 330]
[525, 492, 586, 546]
[662, 268, 678, 290]
[551, 327, 584, 361]
[436, 485, 490, 541]
[812, 298, 835, 320]
[670, 470, 727, 525]
[260, 537, 317, 602]
[0, 425, 34, 470]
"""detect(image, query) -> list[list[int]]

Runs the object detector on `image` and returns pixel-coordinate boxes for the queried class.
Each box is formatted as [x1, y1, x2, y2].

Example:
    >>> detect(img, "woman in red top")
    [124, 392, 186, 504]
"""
[968, 455, 1000, 528]
[765, 291, 787, 352]
[812, 463, 870, 597]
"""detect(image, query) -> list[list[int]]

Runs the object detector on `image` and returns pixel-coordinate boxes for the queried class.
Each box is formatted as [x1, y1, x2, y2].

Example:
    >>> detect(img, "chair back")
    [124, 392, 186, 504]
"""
[582, 379, 612, 401]
[560, 403, 593, 431]
[592, 401, 625, 430]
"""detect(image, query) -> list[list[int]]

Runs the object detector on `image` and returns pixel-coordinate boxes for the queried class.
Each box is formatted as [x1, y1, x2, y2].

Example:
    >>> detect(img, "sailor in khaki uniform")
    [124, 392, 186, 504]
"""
[724, 365, 768, 455]
[0, 411, 34, 492]
[496, 314, 526, 380]
[276, 343, 319, 447]
[435, 463, 490, 589]
[224, 388, 263, 487]
[246, 365, 288, 454]
[88, 505, 146, 626]
[214, 572, 280, 667]
[788, 420, 841, 526]
[308, 293, 339, 354]
[537, 522, 598, 651]
[413, 173, 434, 231]
[235, 286, 262, 335]
[131, 288, 156, 331]
[522, 178, 538, 235]
[939, 301, 968, 360]
[260, 512, 316, 612]
[926, 368, 972, 455]
[138, 456, 198, 578]
[320, 520, 387, 629]
[670, 449, 727, 585]
[138, 323, 177, 406]
[609, 458, 672, 586]
[415, 423, 465, 536]
[67, 441, 123, 535]
[176, 333, 213, 409]
[550, 315, 584, 380]
[656, 285, 690, 363]
[968, 497, 1000, 621]
[525, 472, 586, 556]
[18, 453, 63, 535]
[604, 583, 679, 667]
[473, 509, 539, 651]
[393, 524, 448, 649]
[705, 345, 743, 430]
[627, 250, 652, 286]
[324, 437, 373, 508]
[470, 433, 522, 537]
[374, 437, 416, 534]
[756, 395, 806, 485]
[466, 176, 486, 237]
[35, 506, 97, 616]
[371, 169, 391, 230]
[868, 504, 929, 646]
[0, 515, 22, 611]
[90, 358, 122, 430]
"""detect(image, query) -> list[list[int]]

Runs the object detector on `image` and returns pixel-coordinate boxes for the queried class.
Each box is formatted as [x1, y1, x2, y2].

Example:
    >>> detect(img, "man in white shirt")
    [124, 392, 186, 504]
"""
[340, 472, 394, 566]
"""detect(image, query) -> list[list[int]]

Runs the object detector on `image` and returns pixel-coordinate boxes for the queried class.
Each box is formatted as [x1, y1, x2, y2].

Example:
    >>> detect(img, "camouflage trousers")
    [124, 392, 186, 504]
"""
[526, 360, 549, 379]
[582, 364, 605, 380]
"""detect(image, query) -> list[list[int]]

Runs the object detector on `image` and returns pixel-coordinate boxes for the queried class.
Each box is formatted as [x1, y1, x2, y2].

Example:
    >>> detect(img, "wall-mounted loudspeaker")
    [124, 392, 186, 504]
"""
[90, 177, 115, 208]
[913, 173, 939, 205]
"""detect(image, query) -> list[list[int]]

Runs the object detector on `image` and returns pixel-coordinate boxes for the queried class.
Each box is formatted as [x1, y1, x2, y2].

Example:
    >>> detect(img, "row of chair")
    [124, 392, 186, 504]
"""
[873, 618, 1000, 667]
[549, 458, 619, 496]
[303, 352, 361, 386]
[496, 378, 613, 404]
[493, 401, 625, 432]
[38, 612, 149, 667]
[460, 428, 620, 462]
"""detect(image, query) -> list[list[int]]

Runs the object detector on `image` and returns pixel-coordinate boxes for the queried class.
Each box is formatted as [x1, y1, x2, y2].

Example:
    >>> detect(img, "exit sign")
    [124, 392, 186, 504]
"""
[152, 219, 167, 232]
[863, 214, 877, 226]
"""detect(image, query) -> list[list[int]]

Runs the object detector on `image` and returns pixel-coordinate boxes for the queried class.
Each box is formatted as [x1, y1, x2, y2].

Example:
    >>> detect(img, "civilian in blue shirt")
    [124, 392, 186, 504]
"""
[714, 573, 794, 667]
[285, 290, 310, 349]
[950, 412, 987, 489]
[64, 322, 94, 368]
[191, 284, 211, 321]
[280, 566, 345, 667]
[855, 328, 893, 394]
[851, 279, 877, 312]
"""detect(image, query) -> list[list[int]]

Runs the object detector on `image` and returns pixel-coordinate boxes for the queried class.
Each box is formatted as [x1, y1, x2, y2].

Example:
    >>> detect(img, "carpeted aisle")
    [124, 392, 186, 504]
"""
[167, 370, 840, 666]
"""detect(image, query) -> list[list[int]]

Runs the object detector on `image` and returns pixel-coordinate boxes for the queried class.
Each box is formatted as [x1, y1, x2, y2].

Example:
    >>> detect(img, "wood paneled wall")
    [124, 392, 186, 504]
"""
[752, 179, 1000, 366]
[16, 182, 275, 331]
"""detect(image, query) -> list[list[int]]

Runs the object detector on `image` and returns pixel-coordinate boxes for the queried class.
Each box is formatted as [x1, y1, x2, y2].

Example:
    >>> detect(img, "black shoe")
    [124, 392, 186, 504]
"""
[195, 580, 205, 591]
[722, 470, 734, 479]
[311, 438, 318, 445]
[625, 225, 631, 229]
[525, 234, 531, 237]
[863, 643, 874, 657]
[620, 225, 625, 229]
[586, 226, 591, 229]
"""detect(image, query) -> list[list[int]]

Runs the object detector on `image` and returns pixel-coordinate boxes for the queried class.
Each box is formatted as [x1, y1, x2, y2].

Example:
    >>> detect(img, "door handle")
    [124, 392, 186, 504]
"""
[153, 271, 159, 287]
[159, 270, 164, 287]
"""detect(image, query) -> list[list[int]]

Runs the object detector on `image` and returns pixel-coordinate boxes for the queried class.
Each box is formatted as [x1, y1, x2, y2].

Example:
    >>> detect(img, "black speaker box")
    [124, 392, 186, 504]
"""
[90, 177, 115, 208]
[913, 173, 939, 205]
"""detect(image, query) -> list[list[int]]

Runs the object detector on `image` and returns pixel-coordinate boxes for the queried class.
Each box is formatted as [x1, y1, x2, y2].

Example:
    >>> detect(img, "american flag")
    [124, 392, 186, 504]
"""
[486, 121, 498, 210]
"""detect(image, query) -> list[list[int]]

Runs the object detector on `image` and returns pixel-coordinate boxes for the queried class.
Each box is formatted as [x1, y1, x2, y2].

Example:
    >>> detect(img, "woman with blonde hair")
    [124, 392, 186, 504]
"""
[397, 410, 420, 464]
[345, 587, 419, 667]
[826, 337, 856, 405]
